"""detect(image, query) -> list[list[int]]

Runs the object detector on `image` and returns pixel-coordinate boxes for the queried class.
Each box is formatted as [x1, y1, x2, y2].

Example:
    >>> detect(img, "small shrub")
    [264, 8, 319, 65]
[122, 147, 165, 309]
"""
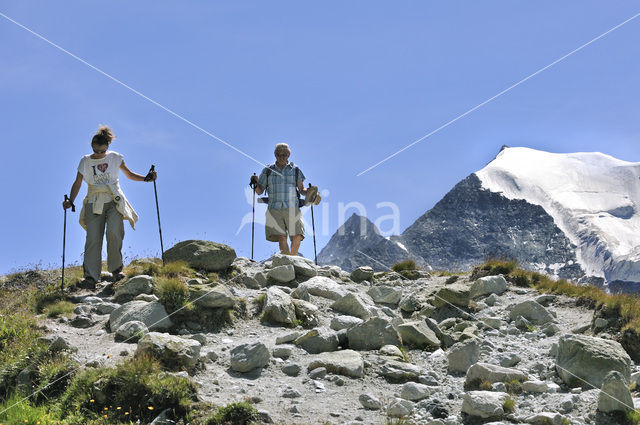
[0, 392, 60, 424]
[505, 379, 523, 395]
[626, 410, 640, 425]
[155, 277, 189, 313]
[481, 258, 517, 275]
[253, 294, 266, 314]
[59, 354, 197, 423]
[205, 401, 259, 425]
[503, 396, 516, 413]
[44, 300, 75, 318]
[391, 259, 416, 273]
[479, 380, 493, 391]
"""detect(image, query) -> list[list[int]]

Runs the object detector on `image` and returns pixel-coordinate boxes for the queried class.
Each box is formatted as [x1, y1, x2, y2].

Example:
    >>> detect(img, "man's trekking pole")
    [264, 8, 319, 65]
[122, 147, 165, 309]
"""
[146, 165, 165, 266]
[311, 204, 318, 265]
[62, 195, 75, 292]
[250, 173, 257, 260]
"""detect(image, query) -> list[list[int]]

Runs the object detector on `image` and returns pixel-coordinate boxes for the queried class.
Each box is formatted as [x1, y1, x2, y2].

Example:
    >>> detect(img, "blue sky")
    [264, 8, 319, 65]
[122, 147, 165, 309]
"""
[1, 1, 639, 274]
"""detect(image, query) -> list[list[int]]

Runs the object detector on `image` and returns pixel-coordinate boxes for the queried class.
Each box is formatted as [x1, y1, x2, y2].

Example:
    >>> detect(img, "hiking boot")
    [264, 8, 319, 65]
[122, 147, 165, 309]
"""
[78, 277, 97, 290]
[111, 272, 126, 282]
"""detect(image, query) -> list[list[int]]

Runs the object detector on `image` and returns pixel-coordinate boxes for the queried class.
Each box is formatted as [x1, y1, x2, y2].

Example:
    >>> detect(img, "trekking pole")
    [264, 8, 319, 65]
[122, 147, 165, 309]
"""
[62, 195, 75, 292]
[250, 173, 257, 260]
[311, 204, 318, 265]
[146, 165, 165, 266]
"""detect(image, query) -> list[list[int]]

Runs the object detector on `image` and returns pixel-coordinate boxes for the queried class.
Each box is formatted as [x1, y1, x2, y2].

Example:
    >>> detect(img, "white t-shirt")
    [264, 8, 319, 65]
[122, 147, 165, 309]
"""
[77, 151, 124, 186]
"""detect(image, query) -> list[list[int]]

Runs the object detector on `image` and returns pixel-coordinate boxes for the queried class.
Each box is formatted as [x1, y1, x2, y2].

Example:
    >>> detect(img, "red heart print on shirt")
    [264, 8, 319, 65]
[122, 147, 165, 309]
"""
[97, 163, 108, 173]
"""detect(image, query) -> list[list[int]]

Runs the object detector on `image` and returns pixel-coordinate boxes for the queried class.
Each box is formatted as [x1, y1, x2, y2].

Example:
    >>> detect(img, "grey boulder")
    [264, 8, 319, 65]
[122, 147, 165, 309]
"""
[508, 300, 554, 325]
[230, 341, 270, 372]
[164, 240, 236, 272]
[114, 275, 154, 303]
[346, 317, 402, 350]
[470, 275, 508, 298]
[308, 350, 364, 378]
[135, 332, 201, 372]
[262, 287, 297, 325]
[109, 301, 173, 332]
[556, 334, 631, 388]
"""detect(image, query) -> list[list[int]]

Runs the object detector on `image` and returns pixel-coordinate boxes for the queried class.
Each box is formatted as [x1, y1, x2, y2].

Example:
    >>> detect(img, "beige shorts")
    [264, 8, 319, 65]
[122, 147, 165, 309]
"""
[265, 207, 305, 242]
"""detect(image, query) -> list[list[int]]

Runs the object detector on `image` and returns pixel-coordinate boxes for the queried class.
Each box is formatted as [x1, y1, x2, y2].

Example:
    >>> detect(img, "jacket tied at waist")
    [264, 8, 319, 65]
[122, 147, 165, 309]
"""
[79, 182, 139, 230]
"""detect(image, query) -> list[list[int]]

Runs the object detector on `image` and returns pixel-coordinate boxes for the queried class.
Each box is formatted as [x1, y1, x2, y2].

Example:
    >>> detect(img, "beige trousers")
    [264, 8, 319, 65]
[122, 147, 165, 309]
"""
[83, 201, 124, 281]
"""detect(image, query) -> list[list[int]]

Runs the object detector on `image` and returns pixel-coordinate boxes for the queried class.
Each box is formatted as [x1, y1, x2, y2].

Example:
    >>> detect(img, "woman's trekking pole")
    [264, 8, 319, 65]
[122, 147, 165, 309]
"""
[250, 173, 257, 260]
[146, 165, 165, 266]
[62, 195, 75, 292]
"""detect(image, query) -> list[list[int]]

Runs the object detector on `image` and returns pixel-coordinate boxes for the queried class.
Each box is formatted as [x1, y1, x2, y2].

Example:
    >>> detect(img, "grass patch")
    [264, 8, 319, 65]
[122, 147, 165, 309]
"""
[155, 277, 189, 313]
[479, 380, 493, 391]
[253, 293, 266, 314]
[503, 396, 516, 413]
[472, 258, 517, 279]
[59, 354, 197, 424]
[204, 401, 259, 425]
[43, 300, 75, 318]
[391, 259, 416, 273]
[626, 410, 640, 425]
[0, 392, 61, 424]
[398, 346, 410, 362]
[505, 379, 523, 395]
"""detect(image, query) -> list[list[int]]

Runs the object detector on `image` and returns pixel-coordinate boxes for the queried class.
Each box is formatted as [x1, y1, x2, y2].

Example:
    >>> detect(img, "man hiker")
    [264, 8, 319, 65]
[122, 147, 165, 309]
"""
[250, 143, 308, 256]
[62, 125, 157, 289]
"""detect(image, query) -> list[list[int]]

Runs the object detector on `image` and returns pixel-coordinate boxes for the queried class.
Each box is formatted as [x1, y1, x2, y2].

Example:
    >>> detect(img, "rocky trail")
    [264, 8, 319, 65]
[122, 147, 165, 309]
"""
[31, 241, 640, 424]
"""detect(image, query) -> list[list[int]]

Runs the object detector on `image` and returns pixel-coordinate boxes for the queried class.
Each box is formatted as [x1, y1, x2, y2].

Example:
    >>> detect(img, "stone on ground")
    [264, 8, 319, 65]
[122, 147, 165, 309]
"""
[597, 370, 634, 413]
[110, 301, 173, 332]
[346, 317, 402, 350]
[230, 341, 270, 372]
[307, 350, 364, 378]
[164, 240, 236, 271]
[461, 391, 510, 419]
[135, 332, 201, 372]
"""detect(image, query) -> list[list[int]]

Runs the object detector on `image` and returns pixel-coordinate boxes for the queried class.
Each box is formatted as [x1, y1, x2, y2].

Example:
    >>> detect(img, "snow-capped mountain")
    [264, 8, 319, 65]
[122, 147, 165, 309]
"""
[476, 147, 640, 284]
[318, 147, 640, 289]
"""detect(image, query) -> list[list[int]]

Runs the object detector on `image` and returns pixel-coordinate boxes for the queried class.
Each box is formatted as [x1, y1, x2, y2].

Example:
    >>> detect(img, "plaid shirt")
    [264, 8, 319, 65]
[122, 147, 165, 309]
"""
[258, 162, 305, 209]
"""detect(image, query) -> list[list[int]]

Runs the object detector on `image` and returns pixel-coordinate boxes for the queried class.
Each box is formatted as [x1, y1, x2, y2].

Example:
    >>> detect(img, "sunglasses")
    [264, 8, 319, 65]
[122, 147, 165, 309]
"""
[93, 147, 108, 154]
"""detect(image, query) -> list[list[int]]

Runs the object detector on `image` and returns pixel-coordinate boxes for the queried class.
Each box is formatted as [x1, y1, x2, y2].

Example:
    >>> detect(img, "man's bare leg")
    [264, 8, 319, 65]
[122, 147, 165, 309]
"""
[290, 234, 303, 256]
[278, 235, 290, 255]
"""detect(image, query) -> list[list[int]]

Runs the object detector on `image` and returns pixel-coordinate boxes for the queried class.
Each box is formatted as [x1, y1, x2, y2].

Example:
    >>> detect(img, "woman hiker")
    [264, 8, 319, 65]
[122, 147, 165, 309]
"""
[62, 125, 157, 289]
[250, 143, 308, 256]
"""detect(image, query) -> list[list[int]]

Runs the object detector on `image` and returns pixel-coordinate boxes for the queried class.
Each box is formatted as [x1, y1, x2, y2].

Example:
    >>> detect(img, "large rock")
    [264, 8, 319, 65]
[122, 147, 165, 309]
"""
[330, 315, 364, 331]
[267, 265, 295, 283]
[367, 285, 403, 305]
[396, 321, 440, 350]
[379, 360, 423, 382]
[110, 301, 173, 332]
[470, 275, 508, 298]
[461, 391, 510, 419]
[262, 287, 296, 325]
[465, 362, 527, 388]
[400, 382, 435, 401]
[308, 350, 364, 378]
[189, 284, 235, 309]
[508, 300, 554, 325]
[556, 334, 631, 389]
[346, 317, 402, 350]
[272, 254, 317, 278]
[135, 332, 201, 372]
[295, 328, 339, 354]
[298, 276, 347, 300]
[448, 339, 479, 374]
[597, 371, 634, 413]
[164, 240, 236, 272]
[351, 266, 374, 283]
[432, 284, 471, 308]
[330, 293, 373, 320]
[292, 299, 320, 328]
[230, 341, 270, 372]
[115, 321, 149, 342]
[114, 275, 154, 303]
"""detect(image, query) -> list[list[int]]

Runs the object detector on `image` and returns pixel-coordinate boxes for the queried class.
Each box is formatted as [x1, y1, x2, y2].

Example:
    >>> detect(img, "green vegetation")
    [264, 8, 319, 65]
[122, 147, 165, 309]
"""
[398, 346, 410, 362]
[479, 380, 493, 391]
[43, 300, 75, 318]
[391, 259, 416, 272]
[444, 275, 459, 284]
[59, 354, 197, 424]
[626, 410, 640, 425]
[505, 379, 523, 395]
[477, 259, 640, 334]
[155, 277, 189, 313]
[502, 396, 516, 413]
[473, 257, 517, 277]
[384, 418, 412, 425]
[124, 259, 193, 279]
[204, 401, 259, 425]
[253, 293, 266, 314]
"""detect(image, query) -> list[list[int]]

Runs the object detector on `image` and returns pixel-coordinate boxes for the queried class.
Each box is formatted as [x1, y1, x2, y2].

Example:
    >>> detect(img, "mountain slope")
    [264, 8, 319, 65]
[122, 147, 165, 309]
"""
[317, 213, 410, 271]
[476, 147, 640, 283]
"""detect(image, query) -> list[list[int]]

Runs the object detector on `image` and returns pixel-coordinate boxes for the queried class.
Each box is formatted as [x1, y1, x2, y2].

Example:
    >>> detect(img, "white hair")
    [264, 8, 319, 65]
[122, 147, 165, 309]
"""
[274, 143, 290, 152]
